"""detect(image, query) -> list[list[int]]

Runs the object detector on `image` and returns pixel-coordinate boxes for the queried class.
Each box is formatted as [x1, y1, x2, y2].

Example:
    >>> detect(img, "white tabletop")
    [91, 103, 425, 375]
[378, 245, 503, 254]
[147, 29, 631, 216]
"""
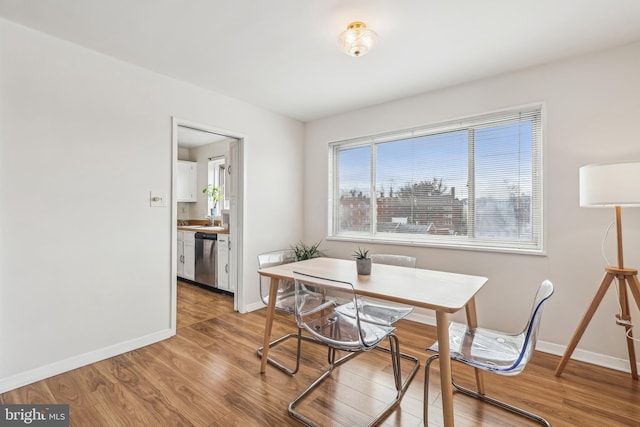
[258, 257, 488, 313]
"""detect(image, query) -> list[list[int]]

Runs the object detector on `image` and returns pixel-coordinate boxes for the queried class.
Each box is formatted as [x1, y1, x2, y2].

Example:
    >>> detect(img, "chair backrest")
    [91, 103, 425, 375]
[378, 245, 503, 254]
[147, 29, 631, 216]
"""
[293, 272, 394, 352]
[370, 254, 416, 268]
[257, 249, 294, 306]
[511, 279, 554, 372]
[258, 249, 292, 269]
[441, 280, 553, 376]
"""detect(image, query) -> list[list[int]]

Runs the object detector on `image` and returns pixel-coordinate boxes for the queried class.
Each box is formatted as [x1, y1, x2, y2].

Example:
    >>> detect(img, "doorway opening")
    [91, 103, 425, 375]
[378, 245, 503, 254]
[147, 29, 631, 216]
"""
[171, 117, 244, 332]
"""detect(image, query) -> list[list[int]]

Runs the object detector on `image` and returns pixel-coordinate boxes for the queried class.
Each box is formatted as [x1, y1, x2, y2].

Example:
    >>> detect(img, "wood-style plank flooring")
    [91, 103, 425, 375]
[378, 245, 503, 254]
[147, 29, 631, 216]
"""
[2, 281, 640, 426]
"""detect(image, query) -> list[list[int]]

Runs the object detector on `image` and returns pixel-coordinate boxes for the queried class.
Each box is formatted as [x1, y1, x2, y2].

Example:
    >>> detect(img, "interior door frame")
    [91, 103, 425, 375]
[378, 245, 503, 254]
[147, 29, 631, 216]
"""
[170, 117, 244, 332]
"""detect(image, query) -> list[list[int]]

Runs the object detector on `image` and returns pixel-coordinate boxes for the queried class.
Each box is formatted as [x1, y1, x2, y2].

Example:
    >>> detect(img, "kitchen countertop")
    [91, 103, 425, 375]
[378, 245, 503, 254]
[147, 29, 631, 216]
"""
[177, 225, 229, 234]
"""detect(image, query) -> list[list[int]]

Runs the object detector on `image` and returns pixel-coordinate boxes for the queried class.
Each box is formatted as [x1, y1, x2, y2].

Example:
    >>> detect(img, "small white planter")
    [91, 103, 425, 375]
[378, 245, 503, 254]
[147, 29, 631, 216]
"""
[356, 258, 372, 275]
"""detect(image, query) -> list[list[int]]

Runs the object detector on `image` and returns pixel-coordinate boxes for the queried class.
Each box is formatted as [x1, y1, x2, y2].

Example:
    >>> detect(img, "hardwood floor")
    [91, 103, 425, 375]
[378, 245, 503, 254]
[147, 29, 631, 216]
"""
[2, 281, 640, 426]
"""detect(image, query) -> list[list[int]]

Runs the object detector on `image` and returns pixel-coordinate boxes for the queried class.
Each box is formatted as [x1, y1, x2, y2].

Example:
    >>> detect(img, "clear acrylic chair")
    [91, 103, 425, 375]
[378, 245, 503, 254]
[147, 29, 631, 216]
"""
[423, 280, 554, 427]
[370, 253, 417, 268]
[289, 272, 419, 427]
[256, 250, 319, 375]
[335, 254, 416, 325]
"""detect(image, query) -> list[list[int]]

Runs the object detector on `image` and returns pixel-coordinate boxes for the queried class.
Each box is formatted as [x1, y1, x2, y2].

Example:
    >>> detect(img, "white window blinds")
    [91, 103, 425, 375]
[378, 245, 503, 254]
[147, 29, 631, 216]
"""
[329, 104, 543, 253]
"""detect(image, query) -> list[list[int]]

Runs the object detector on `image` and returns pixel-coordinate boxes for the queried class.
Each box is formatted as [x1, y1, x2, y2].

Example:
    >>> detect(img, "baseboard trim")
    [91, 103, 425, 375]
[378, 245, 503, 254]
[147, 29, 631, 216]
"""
[406, 310, 436, 327]
[0, 329, 173, 394]
[244, 301, 267, 313]
[534, 341, 640, 374]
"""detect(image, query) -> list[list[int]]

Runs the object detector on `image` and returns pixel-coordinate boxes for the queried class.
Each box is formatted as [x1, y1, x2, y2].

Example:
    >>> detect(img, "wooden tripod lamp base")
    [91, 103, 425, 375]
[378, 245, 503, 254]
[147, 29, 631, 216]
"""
[554, 266, 640, 378]
[560, 162, 640, 378]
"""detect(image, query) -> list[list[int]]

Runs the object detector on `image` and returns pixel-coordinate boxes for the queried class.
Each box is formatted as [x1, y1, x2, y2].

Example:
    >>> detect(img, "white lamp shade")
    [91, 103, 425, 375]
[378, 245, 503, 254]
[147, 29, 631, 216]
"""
[579, 162, 640, 207]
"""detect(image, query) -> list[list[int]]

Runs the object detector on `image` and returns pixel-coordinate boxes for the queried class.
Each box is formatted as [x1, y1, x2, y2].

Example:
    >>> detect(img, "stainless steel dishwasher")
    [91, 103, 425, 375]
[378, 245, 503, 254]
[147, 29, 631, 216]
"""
[195, 232, 217, 288]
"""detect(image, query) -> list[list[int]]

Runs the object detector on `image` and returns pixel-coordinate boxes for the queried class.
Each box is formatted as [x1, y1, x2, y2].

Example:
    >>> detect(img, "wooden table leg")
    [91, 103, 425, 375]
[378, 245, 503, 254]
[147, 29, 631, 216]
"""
[260, 276, 279, 374]
[436, 310, 454, 427]
[465, 297, 485, 394]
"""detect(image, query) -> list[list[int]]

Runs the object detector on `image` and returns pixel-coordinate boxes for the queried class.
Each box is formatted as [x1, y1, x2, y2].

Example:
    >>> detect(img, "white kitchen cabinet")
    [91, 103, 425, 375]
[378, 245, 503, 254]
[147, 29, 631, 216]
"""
[183, 231, 195, 280]
[177, 161, 197, 202]
[217, 234, 230, 291]
[177, 231, 184, 277]
[177, 230, 195, 281]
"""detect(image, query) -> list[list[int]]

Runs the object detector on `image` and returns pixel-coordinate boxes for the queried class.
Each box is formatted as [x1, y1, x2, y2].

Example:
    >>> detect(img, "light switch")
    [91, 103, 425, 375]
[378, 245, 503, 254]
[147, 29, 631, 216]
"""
[150, 191, 167, 207]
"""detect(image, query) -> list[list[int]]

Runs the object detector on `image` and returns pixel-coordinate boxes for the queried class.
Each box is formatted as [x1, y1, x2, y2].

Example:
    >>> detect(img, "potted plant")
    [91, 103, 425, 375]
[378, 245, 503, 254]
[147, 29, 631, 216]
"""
[202, 184, 223, 216]
[353, 246, 371, 275]
[290, 240, 324, 261]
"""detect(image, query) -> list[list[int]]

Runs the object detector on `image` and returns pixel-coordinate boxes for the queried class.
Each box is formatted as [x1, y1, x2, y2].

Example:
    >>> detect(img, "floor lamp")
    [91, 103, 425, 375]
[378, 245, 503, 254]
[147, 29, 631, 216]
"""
[555, 161, 640, 378]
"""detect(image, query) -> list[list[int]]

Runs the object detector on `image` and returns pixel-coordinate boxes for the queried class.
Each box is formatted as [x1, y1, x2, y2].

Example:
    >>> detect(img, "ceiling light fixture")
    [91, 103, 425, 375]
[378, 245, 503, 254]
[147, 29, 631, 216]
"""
[337, 21, 378, 57]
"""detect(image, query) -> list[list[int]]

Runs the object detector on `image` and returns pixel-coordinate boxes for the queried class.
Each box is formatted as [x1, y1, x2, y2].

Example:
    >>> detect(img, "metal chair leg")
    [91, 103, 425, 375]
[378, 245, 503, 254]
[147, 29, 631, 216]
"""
[368, 334, 420, 425]
[288, 334, 419, 427]
[257, 327, 354, 375]
[450, 378, 551, 427]
[288, 363, 335, 427]
[288, 346, 348, 427]
[372, 336, 420, 397]
[423, 354, 551, 427]
[423, 353, 439, 425]
[256, 327, 319, 375]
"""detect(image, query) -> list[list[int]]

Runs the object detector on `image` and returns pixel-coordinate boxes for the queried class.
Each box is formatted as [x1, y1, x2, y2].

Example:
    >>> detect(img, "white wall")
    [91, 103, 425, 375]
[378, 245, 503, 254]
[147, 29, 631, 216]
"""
[177, 147, 191, 161]
[304, 41, 640, 372]
[0, 18, 304, 391]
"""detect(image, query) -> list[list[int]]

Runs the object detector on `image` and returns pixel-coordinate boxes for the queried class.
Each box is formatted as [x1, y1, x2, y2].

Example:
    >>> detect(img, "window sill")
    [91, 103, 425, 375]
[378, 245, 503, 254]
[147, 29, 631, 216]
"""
[326, 235, 546, 256]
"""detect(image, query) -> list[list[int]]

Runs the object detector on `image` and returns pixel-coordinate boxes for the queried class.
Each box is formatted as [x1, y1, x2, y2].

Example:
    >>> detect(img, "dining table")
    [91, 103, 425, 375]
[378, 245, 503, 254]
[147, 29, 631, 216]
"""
[257, 256, 488, 427]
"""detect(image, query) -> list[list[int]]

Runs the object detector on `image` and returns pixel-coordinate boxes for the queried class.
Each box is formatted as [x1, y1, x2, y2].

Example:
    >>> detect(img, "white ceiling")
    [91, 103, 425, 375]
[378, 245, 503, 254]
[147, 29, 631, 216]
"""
[177, 126, 229, 148]
[2, 0, 640, 122]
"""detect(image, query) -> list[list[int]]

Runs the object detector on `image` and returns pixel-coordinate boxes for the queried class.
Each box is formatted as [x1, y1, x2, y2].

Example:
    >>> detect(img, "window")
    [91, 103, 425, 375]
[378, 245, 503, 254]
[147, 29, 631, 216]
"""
[206, 157, 227, 215]
[329, 105, 543, 253]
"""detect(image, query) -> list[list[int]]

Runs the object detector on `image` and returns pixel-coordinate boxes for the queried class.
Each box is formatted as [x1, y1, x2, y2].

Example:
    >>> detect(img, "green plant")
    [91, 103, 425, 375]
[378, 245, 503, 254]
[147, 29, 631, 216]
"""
[202, 184, 223, 207]
[290, 240, 324, 261]
[352, 246, 370, 260]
